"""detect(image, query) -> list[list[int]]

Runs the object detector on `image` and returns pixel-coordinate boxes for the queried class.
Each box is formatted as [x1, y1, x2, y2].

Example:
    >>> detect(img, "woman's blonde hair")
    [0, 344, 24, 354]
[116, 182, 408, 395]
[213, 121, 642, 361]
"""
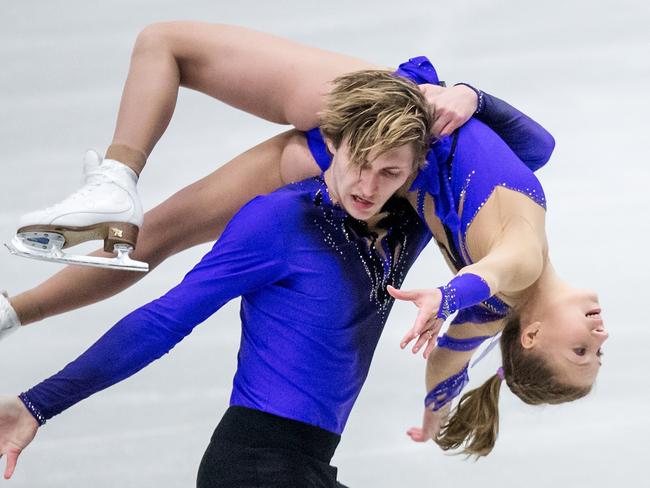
[435, 314, 592, 457]
[319, 70, 433, 170]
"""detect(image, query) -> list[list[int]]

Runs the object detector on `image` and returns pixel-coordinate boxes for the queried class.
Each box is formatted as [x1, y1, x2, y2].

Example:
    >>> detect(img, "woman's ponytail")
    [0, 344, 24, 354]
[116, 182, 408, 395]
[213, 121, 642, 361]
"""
[435, 373, 503, 457]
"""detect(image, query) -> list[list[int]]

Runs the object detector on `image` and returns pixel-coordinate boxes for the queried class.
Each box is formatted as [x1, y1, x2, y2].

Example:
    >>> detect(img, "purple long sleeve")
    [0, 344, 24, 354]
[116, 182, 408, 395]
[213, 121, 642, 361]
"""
[476, 92, 556, 172]
[394, 56, 555, 172]
[21, 196, 288, 422]
[20, 178, 431, 434]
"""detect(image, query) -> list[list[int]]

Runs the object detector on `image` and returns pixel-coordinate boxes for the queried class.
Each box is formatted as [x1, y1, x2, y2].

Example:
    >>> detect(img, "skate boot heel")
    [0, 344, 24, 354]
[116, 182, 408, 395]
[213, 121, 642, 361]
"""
[102, 222, 140, 253]
[6, 222, 148, 273]
[7, 150, 146, 272]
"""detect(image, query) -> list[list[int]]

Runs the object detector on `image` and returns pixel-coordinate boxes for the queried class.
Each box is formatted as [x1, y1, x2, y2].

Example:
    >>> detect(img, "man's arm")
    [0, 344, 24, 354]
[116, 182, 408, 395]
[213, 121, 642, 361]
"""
[0, 195, 289, 478]
[19, 196, 289, 423]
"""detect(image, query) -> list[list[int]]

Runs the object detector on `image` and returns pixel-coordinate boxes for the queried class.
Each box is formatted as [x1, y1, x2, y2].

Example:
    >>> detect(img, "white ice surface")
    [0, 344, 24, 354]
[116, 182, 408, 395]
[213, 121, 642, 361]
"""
[1, 1, 649, 486]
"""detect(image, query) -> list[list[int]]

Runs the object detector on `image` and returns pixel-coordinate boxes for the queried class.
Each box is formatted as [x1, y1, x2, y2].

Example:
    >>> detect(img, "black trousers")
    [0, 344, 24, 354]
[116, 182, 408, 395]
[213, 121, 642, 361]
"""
[197, 406, 349, 488]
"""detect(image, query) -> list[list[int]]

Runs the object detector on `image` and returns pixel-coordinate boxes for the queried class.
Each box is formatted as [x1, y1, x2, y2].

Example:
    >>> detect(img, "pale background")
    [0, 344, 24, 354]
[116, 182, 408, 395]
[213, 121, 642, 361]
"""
[1, 1, 649, 487]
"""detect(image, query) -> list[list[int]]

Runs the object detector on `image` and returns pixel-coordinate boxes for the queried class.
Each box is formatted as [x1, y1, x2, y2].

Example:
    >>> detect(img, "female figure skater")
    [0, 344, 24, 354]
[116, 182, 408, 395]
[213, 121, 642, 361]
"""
[0, 24, 606, 457]
[300, 58, 608, 456]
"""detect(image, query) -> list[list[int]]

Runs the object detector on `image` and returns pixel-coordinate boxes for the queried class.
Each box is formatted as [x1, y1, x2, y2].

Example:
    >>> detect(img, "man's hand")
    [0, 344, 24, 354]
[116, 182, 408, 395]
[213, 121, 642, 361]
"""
[0, 396, 39, 479]
[387, 285, 444, 358]
[420, 84, 478, 137]
[407, 403, 451, 442]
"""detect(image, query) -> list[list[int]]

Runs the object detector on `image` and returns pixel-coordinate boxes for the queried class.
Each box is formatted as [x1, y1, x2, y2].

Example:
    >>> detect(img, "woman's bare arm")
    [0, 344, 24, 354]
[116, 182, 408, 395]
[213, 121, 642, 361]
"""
[461, 187, 548, 296]
[407, 319, 503, 442]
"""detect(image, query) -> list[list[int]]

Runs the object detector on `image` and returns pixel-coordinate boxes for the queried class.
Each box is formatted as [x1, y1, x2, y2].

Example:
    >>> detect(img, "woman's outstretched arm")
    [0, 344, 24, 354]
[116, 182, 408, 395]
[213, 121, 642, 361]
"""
[391, 187, 547, 355]
[406, 318, 503, 442]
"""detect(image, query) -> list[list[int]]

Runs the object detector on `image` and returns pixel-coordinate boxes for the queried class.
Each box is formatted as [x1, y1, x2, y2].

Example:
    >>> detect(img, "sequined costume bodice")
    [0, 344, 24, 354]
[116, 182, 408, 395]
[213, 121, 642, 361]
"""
[412, 118, 547, 265]
[306, 57, 553, 325]
[417, 118, 549, 322]
[307, 121, 547, 323]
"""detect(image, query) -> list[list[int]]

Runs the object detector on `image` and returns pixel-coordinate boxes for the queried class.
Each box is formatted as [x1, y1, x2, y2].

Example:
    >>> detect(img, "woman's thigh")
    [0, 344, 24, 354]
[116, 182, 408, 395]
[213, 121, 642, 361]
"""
[153, 21, 379, 129]
[140, 129, 318, 263]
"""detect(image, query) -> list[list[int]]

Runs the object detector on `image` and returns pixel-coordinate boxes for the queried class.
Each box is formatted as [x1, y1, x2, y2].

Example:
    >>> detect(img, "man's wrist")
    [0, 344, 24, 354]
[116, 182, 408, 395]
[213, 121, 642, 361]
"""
[18, 393, 46, 426]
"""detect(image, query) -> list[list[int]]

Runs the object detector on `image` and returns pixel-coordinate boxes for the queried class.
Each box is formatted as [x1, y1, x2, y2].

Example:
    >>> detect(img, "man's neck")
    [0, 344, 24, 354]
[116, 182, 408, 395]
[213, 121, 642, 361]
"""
[322, 169, 339, 205]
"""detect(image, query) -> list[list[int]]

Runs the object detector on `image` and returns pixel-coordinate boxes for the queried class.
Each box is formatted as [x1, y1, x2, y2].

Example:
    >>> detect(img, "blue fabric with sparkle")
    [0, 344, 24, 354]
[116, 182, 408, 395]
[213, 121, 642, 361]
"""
[424, 363, 470, 411]
[396, 58, 554, 411]
[303, 57, 554, 412]
[436, 273, 491, 320]
[437, 334, 492, 352]
[304, 57, 553, 328]
[22, 177, 431, 434]
[306, 127, 331, 172]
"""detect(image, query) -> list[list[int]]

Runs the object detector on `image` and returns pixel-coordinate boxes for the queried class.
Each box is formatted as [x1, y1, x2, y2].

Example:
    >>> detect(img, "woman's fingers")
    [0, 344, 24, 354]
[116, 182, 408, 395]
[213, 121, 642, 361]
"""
[436, 120, 456, 138]
[406, 427, 428, 442]
[410, 318, 441, 354]
[411, 326, 433, 354]
[2, 448, 19, 480]
[422, 319, 443, 359]
[407, 407, 444, 443]
[408, 308, 444, 353]
[400, 306, 431, 349]
[424, 83, 478, 137]
[431, 112, 452, 137]
[386, 285, 420, 302]
[392, 286, 443, 351]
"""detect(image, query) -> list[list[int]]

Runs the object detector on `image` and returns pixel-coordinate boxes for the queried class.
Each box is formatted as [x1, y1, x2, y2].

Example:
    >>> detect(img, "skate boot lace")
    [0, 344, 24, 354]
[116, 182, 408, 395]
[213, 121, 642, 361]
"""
[43, 171, 113, 213]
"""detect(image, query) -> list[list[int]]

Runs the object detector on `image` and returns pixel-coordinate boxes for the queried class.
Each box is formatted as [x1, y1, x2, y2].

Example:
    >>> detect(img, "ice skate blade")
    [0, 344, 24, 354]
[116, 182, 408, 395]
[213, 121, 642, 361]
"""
[5, 237, 149, 272]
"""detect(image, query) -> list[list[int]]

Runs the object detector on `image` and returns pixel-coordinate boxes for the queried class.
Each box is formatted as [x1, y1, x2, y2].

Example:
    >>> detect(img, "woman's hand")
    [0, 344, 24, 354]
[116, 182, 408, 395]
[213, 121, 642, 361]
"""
[420, 84, 478, 137]
[387, 285, 444, 358]
[0, 396, 39, 479]
[407, 403, 451, 442]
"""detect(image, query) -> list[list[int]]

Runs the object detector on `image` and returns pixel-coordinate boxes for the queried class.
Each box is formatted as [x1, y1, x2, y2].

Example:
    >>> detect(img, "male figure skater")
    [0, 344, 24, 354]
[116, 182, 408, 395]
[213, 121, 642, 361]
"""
[0, 70, 433, 487]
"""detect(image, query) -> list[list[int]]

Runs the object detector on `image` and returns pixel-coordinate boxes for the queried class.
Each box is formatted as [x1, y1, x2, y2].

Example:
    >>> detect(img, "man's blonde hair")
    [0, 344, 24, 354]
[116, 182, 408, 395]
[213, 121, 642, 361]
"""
[319, 70, 433, 169]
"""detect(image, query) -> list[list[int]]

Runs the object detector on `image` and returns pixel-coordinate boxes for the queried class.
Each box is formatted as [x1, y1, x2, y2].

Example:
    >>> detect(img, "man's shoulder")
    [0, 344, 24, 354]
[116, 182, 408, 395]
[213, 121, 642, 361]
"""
[235, 178, 319, 226]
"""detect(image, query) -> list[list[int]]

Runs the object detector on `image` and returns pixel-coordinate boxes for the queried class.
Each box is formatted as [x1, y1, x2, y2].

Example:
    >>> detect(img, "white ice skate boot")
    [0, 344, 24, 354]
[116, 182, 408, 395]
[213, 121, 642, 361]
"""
[0, 291, 21, 341]
[5, 150, 148, 272]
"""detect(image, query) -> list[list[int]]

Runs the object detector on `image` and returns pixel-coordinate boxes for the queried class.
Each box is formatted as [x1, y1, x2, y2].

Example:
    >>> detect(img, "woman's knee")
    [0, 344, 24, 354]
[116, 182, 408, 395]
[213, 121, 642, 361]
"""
[125, 202, 186, 268]
[132, 21, 195, 59]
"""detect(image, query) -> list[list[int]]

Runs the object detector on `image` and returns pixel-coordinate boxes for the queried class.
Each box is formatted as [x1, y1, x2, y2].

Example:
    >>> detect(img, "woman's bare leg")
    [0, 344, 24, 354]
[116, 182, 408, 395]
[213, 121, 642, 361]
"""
[11, 130, 318, 325]
[108, 22, 377, 172]
[9, 22, 375, 326]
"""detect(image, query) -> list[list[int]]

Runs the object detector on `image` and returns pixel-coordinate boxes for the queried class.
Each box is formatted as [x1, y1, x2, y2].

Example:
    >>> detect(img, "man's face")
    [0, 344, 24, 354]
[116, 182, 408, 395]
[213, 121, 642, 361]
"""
[324, 140, 416, 221]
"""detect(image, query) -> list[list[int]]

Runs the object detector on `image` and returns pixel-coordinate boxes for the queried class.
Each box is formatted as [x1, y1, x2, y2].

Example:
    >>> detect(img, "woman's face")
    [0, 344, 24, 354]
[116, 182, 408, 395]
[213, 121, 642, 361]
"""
[524, 287, 608, 388]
